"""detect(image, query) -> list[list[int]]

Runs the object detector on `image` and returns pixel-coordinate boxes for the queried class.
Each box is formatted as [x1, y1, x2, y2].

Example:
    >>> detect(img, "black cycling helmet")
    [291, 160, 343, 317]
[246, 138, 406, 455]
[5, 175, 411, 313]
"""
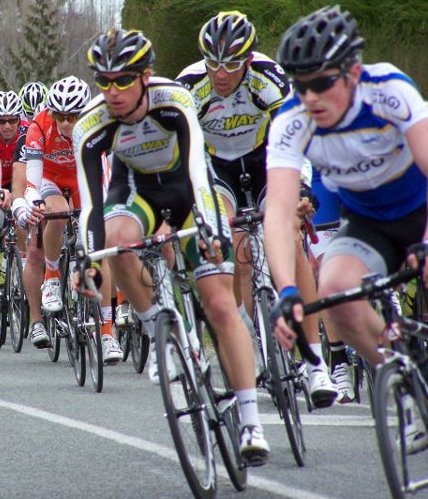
[198, 10, 258, 62]
[88, 28, 155, 73]
[277, 5, 364, 74]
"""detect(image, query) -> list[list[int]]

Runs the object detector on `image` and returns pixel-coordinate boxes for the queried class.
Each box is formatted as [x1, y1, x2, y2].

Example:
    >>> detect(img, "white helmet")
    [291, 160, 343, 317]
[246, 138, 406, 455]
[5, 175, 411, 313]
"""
[46, 75, 91, 113]
[19, 81, 48, 118]
[0, 90, 23, 116]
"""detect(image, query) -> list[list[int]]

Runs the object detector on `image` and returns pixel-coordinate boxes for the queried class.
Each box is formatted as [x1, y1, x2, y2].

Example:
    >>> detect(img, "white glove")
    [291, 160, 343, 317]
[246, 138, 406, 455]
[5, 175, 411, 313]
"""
[24, 186, 43, 206]
[11, 198, 31, 229]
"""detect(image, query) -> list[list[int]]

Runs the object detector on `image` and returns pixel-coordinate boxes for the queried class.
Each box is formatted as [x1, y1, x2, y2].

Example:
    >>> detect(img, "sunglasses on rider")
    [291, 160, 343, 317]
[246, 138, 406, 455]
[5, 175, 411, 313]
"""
[0, 117, 19, 125]
[291, 71, 346, 95]
[51, 112, 80, 123]
[94, 73, 140, 91]
[204, 59, 247, 73]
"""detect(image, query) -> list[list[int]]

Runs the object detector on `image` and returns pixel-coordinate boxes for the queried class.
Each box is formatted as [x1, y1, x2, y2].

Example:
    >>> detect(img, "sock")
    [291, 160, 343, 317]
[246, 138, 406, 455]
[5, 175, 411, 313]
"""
[236, 388, 260, 429]
[136, 303, 161, 340]
[306, 342, 328, 375]
[329, 341, 349, 371]
[101, 319, 112, 336]
[117, 289, 126, 305]
[100, 307, 113, 336]
[45, 257, 60, 280]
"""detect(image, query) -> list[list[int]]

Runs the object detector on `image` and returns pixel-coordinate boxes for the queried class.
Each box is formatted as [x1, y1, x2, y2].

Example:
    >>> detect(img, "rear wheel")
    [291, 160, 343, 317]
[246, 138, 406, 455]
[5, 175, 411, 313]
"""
[84, 300, 103, 393]
[131, 322, 150, 373]
[46, 315, 61, 362]
[156, 311, 216, 499]
[7, 247, 26, 353]
[203, 320, 247, 491]
[260, 289, 305, 466]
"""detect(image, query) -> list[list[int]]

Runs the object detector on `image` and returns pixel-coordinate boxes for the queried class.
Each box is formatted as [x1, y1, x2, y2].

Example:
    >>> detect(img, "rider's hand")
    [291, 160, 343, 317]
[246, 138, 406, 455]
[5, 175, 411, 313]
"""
[0, 189, 12, 209]
[270, 286, 303, 351]
[72, 265, 103, 300]
[198, 235, 230, 265]
[407, 241, 428, 287]
[11, 198, 44, 228]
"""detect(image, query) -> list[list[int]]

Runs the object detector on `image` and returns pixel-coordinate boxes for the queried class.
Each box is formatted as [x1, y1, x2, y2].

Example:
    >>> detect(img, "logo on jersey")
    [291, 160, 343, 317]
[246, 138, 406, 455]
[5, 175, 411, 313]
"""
[318, 157, 385, 177]
[275, 119, 304, 148]
[86, 130, 107, 149]
[204, 113, 261, 131]
[249, 76, 267, 93]
[232, 91, 246, 107]
[153, 89, 193, 108]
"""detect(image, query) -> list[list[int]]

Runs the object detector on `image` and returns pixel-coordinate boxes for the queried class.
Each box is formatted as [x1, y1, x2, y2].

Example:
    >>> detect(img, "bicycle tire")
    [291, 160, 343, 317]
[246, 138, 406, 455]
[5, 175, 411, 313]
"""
[85, 300, 103, 393]
[373, 361, 427, 499]
[8, 247, 26, 353]
[66, 294, 87, 386]
[260, 289, 305, 466]
[116, 327, 131, 361]
[203, 319, 247, 491]
[363, 359, 376, 417]
[156, 310, 216, 499]
[131, 322, 150, 374]
[46, 315, 61, 362]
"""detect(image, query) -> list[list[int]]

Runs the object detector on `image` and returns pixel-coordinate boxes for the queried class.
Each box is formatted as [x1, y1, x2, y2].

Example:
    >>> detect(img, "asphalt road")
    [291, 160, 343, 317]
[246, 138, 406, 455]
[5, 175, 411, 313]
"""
[0, 336, 392, 499]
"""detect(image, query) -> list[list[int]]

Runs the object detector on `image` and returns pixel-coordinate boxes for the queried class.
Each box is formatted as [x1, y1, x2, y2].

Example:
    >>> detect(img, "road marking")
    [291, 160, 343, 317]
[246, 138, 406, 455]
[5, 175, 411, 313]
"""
[260, 413, 375, 427]
[0, 398, 331, 499]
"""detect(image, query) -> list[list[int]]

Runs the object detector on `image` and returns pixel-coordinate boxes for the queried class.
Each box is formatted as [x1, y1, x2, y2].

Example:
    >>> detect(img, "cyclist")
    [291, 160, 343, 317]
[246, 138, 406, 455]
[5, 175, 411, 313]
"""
[0, 91, 29, 190]
[73, 28, 269, 465]
[265, 4, 428, 431]
[19, 81, 49, 122]
[20, 76, 122, 362]
[176, 11, 337, 408]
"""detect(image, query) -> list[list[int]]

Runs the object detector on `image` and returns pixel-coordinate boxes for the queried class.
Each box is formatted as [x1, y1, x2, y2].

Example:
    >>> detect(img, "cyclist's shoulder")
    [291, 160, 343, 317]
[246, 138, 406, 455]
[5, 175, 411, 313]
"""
[176, 60, 207, 87]
[360, 62, 423, 100]
[248, 52, 288, 85]
[73, 94, 115, 139]
[147, 76, 196, 111]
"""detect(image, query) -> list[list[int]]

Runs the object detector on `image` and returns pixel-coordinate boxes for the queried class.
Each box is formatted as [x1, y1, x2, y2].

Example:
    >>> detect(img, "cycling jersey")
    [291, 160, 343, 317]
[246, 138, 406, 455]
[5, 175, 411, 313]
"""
[73, 77, 230, 255]
[25, 109, 79, 205]
[267, 63, 428, 221]
[176, 52, 289, 161]
[0, 121, 29, 188]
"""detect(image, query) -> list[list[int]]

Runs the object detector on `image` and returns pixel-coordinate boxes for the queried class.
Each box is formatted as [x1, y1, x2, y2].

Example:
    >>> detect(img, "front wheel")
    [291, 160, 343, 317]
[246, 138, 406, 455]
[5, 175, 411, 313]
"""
[131, 322, 150, 373]
[374, 361, 428, 499]
[156, 311, 216, 499]
[260, 289, 305, 466]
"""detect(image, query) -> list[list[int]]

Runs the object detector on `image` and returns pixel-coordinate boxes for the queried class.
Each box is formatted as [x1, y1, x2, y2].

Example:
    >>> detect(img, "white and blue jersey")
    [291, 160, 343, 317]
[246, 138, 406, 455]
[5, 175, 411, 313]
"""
[267, 63, 428, 221]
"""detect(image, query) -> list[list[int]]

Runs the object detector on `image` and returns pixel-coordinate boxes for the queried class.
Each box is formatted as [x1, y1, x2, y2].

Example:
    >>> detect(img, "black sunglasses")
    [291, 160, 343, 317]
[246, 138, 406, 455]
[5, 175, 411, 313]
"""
[292, 71, 346, 95]
[0, 117, 19, 125]
[94, 73, 140, 91]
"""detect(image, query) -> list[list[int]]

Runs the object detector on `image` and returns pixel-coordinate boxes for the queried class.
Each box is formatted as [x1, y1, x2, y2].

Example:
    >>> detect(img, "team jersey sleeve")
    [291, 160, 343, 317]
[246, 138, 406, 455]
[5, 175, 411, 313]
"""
[72, 98, 118, 253]
[369, 72, 428, 133]
[24, 121, 45, 191]
[13, 134, 26, 164]
[266, 107, 308, 173]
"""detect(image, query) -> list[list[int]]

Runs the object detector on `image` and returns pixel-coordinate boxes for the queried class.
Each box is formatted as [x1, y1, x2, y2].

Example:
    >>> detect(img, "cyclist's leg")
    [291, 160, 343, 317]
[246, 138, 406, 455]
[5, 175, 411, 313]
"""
[40, 182, 69, 312]
[296, 226, 338, 407]
[196, 269, 270, 465]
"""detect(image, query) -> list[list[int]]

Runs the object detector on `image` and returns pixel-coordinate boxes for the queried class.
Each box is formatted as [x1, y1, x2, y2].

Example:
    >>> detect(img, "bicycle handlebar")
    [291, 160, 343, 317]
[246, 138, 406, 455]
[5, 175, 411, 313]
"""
[87, 226, 199, 263]
[230, 209, 264, 228]
[303, 266, 419, 316]
[43, 209, 81, 220]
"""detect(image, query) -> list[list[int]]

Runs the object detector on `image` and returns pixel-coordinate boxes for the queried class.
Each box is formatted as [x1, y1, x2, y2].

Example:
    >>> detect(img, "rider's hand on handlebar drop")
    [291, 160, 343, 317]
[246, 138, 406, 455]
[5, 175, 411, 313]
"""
[72, 267, 103, 300]
[407, 241, 428, 288]
[198, 237, 224, 265]
[270, 286, 303, 351]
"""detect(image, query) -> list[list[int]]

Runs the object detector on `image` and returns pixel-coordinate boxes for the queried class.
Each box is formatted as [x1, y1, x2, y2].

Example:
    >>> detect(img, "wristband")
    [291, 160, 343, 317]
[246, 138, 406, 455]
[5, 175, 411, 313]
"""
[11, 197, 27, 215]
[279, 285, 298, 299]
